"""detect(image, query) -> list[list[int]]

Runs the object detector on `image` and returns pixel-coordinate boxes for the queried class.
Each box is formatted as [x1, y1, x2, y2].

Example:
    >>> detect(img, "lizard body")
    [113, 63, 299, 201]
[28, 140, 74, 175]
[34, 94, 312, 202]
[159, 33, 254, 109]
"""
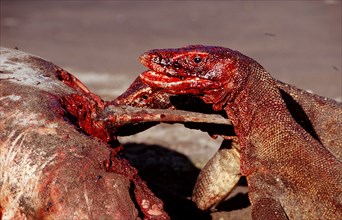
[115, 72, 341, 210]
[115, 68, 341, 211]
[137, 45, 342, 219]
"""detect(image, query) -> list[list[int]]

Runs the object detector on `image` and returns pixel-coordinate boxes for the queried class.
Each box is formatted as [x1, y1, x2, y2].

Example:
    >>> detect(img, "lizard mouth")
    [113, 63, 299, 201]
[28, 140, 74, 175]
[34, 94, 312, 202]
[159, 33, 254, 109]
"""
[139, 70, 219, 95]
[139, 52, 222, 95]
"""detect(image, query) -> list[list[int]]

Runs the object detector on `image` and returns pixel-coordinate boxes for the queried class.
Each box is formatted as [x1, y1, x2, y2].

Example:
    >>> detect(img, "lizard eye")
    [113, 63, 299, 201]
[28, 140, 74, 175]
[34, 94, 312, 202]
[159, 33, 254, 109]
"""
[193, 57, 202, 64]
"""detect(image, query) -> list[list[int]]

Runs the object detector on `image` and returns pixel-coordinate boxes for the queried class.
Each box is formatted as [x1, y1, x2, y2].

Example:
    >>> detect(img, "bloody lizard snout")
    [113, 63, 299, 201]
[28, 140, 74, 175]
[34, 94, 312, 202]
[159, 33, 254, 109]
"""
[139, 53, 150, 67]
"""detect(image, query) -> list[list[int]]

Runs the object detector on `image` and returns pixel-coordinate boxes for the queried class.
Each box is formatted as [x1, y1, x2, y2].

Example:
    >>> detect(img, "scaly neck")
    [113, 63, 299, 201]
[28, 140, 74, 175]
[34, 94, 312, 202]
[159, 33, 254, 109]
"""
[224, 64, 289, 146]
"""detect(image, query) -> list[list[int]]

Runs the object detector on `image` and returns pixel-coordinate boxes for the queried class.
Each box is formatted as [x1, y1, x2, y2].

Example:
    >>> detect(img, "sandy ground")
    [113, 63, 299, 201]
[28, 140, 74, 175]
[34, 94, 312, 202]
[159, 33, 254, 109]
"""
[1, 1, 341, 219]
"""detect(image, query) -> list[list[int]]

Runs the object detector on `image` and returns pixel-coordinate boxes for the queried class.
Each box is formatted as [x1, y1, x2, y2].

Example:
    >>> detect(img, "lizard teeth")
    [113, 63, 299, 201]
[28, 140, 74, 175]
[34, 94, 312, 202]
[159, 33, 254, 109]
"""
[140, 71, 205, 91]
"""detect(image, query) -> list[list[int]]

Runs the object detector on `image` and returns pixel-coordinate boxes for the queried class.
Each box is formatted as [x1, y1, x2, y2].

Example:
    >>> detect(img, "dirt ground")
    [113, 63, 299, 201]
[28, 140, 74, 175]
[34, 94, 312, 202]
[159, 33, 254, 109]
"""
[1, 1, 341, 219]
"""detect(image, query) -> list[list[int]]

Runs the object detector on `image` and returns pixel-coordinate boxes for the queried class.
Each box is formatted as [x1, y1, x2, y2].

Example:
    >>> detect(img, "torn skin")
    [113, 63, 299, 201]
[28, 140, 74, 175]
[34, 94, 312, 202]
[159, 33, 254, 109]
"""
[58, 67, 231, 144]
[56, 69, 113, 143]
[56, 68, 105, 109]
[56, 69, 171, 220]
[105, 150, 168, 219]
[60, 94, 112, 143]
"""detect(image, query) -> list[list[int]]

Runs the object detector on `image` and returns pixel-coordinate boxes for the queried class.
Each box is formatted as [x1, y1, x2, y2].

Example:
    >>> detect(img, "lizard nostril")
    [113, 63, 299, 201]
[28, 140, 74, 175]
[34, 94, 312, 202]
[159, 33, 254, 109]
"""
[141, 94, 148, 100]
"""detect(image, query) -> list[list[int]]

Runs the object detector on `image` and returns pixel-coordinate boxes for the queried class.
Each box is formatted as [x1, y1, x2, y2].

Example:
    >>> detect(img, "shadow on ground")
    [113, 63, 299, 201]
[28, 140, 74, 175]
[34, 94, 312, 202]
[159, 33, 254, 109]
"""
[123, 143, 250, 219]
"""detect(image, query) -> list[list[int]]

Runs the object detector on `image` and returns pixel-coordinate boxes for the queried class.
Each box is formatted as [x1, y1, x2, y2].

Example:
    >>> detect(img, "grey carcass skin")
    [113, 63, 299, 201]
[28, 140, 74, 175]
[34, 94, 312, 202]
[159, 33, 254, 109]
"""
[0, 47, 151, 219]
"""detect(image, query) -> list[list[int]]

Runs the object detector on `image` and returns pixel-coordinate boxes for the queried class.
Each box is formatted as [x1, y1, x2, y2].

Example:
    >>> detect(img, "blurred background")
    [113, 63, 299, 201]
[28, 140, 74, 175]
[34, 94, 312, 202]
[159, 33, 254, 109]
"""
[1, 1, 341, 219]
[1, 0, 341, 100]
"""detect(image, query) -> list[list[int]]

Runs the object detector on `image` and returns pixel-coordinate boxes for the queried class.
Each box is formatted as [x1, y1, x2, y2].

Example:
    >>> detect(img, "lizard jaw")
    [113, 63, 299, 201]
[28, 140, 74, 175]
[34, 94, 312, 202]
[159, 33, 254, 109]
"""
[139, 70, 220, 95]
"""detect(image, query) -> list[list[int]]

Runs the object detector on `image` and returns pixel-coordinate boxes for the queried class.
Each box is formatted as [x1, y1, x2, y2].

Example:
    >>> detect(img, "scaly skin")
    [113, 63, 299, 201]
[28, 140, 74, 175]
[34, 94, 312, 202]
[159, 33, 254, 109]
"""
[114, 72, 341, 210]
[138, 45, 342, 219]
[114, 76, 341, 159]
